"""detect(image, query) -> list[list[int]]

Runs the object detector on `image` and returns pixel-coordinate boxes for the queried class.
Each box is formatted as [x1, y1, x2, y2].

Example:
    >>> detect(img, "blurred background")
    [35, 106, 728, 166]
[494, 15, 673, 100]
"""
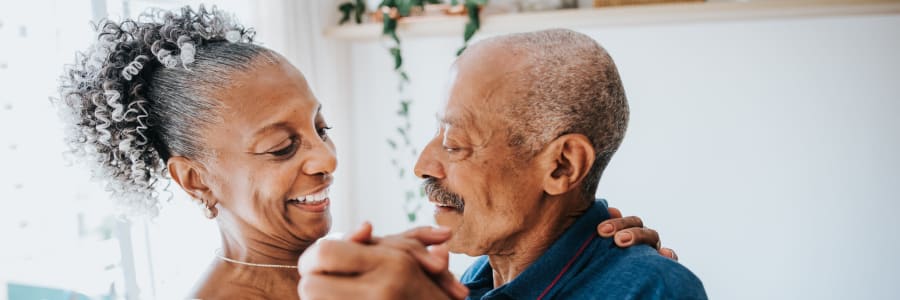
[0, 0, 898, 299]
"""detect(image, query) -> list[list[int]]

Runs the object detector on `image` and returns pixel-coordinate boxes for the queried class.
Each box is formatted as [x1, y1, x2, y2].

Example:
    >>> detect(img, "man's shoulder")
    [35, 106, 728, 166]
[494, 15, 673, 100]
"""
[562, 245, 707, 299]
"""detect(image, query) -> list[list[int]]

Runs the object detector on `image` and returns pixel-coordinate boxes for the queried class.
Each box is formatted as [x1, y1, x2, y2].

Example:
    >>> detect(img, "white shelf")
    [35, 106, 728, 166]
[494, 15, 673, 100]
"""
[323, 0, 900, 40]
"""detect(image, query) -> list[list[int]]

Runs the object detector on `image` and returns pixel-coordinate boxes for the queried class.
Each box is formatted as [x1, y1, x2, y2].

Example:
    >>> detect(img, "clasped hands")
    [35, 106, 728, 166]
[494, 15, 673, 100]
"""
[298, 207, 673, 300]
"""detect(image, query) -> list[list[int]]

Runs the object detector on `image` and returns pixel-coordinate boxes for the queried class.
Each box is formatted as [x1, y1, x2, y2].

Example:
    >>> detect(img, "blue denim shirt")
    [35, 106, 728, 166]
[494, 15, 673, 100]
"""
[460, 199, 707, 300]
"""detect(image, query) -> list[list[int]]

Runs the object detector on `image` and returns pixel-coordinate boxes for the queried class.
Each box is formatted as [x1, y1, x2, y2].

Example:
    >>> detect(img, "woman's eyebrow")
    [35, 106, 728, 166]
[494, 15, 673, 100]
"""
[254, 121, 291, 137]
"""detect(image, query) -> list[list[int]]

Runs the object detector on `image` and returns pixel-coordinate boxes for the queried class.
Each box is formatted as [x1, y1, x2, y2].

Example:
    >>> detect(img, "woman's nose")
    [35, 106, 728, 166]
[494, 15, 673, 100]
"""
[302, 139, 337, 177]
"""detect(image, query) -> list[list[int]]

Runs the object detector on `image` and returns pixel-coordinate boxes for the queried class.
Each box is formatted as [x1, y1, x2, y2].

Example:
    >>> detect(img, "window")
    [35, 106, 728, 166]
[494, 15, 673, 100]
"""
[0, 1, 260, 298]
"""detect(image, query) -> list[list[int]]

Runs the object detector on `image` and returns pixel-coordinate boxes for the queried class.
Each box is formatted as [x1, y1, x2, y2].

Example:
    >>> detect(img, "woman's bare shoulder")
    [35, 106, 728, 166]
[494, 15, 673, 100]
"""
[191, 282, 267, 299]
[189, 262, 265, 299]
[188, 263, 298, 299]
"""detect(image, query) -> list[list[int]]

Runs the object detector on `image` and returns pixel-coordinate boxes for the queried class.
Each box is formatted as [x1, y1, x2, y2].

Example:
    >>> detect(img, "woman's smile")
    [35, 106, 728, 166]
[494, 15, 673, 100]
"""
[287, 186, 331, 213]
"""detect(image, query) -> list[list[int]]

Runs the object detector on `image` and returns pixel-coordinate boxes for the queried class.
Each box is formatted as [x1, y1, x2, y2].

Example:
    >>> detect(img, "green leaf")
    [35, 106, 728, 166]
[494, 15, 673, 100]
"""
[398, 100, 410, 116]
[389, 47, 403, 70]
[399, 168, 406, 178]
[400, 71, 410, 82]
[397, 0, 412, 16]
[406, 190, 415, 201]
[456, 1, 481, 56]
[463, 22, 477, 42]
[387, 139, 397, 149]
[338, 3, 354, 25]
[355, 0, 366, 23]
[390, 30, 401, 45]
[407, 212, 417, 222]
[382, 14, 397, 35]
[413, 0, 442, 6]
[466, 3, 481, 30]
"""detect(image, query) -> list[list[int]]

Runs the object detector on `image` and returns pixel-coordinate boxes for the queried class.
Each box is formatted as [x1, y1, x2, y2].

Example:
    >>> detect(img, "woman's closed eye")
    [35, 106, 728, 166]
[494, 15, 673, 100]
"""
[267, 136, 299, 158]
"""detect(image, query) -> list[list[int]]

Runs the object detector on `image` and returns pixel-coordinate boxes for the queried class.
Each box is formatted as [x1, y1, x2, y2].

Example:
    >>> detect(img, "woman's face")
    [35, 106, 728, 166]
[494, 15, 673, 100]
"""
[198, 55, 336, 249]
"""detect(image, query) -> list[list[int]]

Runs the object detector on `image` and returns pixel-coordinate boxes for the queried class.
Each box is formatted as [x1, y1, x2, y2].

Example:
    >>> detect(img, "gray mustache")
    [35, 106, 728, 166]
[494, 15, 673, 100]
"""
[423, 178, 465, 211]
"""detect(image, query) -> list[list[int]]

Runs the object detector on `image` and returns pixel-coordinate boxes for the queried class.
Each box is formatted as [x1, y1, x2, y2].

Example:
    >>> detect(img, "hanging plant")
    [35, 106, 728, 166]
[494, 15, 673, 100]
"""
[338, 0, 367, 25]
[453, 0, 487, 55]
[336, 0, 486, 223]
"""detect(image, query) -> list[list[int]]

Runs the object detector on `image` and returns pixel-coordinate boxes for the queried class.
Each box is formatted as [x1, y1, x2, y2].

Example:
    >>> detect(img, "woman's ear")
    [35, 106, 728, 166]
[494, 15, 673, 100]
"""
[167, 156, 218, 218]
[539, 134, 595, 196]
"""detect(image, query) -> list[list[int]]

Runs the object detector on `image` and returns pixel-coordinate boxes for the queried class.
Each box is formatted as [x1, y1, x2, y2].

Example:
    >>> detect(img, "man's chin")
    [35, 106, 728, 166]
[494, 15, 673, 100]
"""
[433, 211, 461, 229]
[448, 240, 488, 257]
[433, 214, 468, 254]
[446, 236, 468, 254]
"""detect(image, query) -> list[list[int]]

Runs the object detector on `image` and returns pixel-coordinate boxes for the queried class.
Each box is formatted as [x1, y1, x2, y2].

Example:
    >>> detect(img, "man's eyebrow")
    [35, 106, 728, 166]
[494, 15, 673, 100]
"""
[437, 113, 468, 128]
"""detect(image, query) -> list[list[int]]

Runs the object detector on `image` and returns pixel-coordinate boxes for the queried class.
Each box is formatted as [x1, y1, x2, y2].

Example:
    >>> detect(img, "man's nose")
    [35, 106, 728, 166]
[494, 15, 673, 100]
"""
[302, 139, 337, 177]
[414, 136, 445, 180]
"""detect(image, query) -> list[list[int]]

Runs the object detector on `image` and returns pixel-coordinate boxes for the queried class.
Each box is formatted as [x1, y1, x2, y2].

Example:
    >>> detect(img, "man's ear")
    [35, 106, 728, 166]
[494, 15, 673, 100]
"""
[167, 156, 213, 202]
[538, 134, 595, 196]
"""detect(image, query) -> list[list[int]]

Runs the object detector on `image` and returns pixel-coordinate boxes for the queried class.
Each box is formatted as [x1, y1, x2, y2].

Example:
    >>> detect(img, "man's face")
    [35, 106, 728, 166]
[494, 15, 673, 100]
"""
[414, 46, 547, 256]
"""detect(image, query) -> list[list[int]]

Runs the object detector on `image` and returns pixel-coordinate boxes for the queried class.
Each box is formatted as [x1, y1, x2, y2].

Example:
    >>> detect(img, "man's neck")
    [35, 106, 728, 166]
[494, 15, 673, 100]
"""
[487, 195, 592, 287]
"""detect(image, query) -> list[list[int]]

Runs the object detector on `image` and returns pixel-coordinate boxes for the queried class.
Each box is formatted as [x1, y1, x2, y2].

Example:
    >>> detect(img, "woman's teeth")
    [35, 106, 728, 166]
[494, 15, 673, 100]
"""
[288, 188, 329, 205]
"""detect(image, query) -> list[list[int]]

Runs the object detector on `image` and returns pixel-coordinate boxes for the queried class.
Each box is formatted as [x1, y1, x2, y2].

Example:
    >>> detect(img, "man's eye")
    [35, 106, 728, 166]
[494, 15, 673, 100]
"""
[269, 138, 298, 157]
[317, 126, 332, 140]
[443, 146, 460, 153]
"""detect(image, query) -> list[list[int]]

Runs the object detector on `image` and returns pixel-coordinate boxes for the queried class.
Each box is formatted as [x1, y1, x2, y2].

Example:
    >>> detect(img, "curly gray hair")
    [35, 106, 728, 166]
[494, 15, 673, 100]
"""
[57, 5, 277, 217]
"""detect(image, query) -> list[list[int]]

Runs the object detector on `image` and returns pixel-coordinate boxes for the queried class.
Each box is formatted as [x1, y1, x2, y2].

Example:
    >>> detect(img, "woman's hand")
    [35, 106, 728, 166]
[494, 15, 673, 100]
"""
[599, 207, 678, 260]
[297, 230, 464, 300]
[337, 222, 469, 300]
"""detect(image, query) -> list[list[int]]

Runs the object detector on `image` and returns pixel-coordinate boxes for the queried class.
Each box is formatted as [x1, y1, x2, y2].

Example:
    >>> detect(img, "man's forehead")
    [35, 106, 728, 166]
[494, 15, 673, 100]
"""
[439, 43, 531, 134]
[444, 69, 515, 117]
[439, 79, 481, 130]
[437, 94, 509, 145]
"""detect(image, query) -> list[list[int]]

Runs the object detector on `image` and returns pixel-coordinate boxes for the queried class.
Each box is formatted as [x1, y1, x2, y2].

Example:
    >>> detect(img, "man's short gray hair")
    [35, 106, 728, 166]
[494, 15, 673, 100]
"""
[489, 29, 629, 200]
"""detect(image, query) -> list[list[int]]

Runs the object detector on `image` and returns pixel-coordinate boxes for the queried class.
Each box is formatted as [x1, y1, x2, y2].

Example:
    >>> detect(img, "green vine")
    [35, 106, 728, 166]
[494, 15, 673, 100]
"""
[338, 0, 366, 25]
[453, 0, 487, 55]
[337, 0, 486, 223]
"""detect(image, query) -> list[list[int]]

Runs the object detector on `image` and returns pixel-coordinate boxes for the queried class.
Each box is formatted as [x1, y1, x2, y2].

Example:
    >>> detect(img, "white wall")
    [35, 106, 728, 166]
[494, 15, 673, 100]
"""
[340, 14, 900, 299]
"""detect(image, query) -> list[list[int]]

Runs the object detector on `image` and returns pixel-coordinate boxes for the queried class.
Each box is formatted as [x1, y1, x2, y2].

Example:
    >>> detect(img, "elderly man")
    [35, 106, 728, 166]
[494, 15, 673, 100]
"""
[299, 29, 706, 299]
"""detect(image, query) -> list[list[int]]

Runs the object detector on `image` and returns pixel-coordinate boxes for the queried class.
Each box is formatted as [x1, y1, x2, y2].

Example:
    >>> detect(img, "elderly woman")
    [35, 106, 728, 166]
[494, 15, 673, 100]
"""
[56, 6, 670, 299]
